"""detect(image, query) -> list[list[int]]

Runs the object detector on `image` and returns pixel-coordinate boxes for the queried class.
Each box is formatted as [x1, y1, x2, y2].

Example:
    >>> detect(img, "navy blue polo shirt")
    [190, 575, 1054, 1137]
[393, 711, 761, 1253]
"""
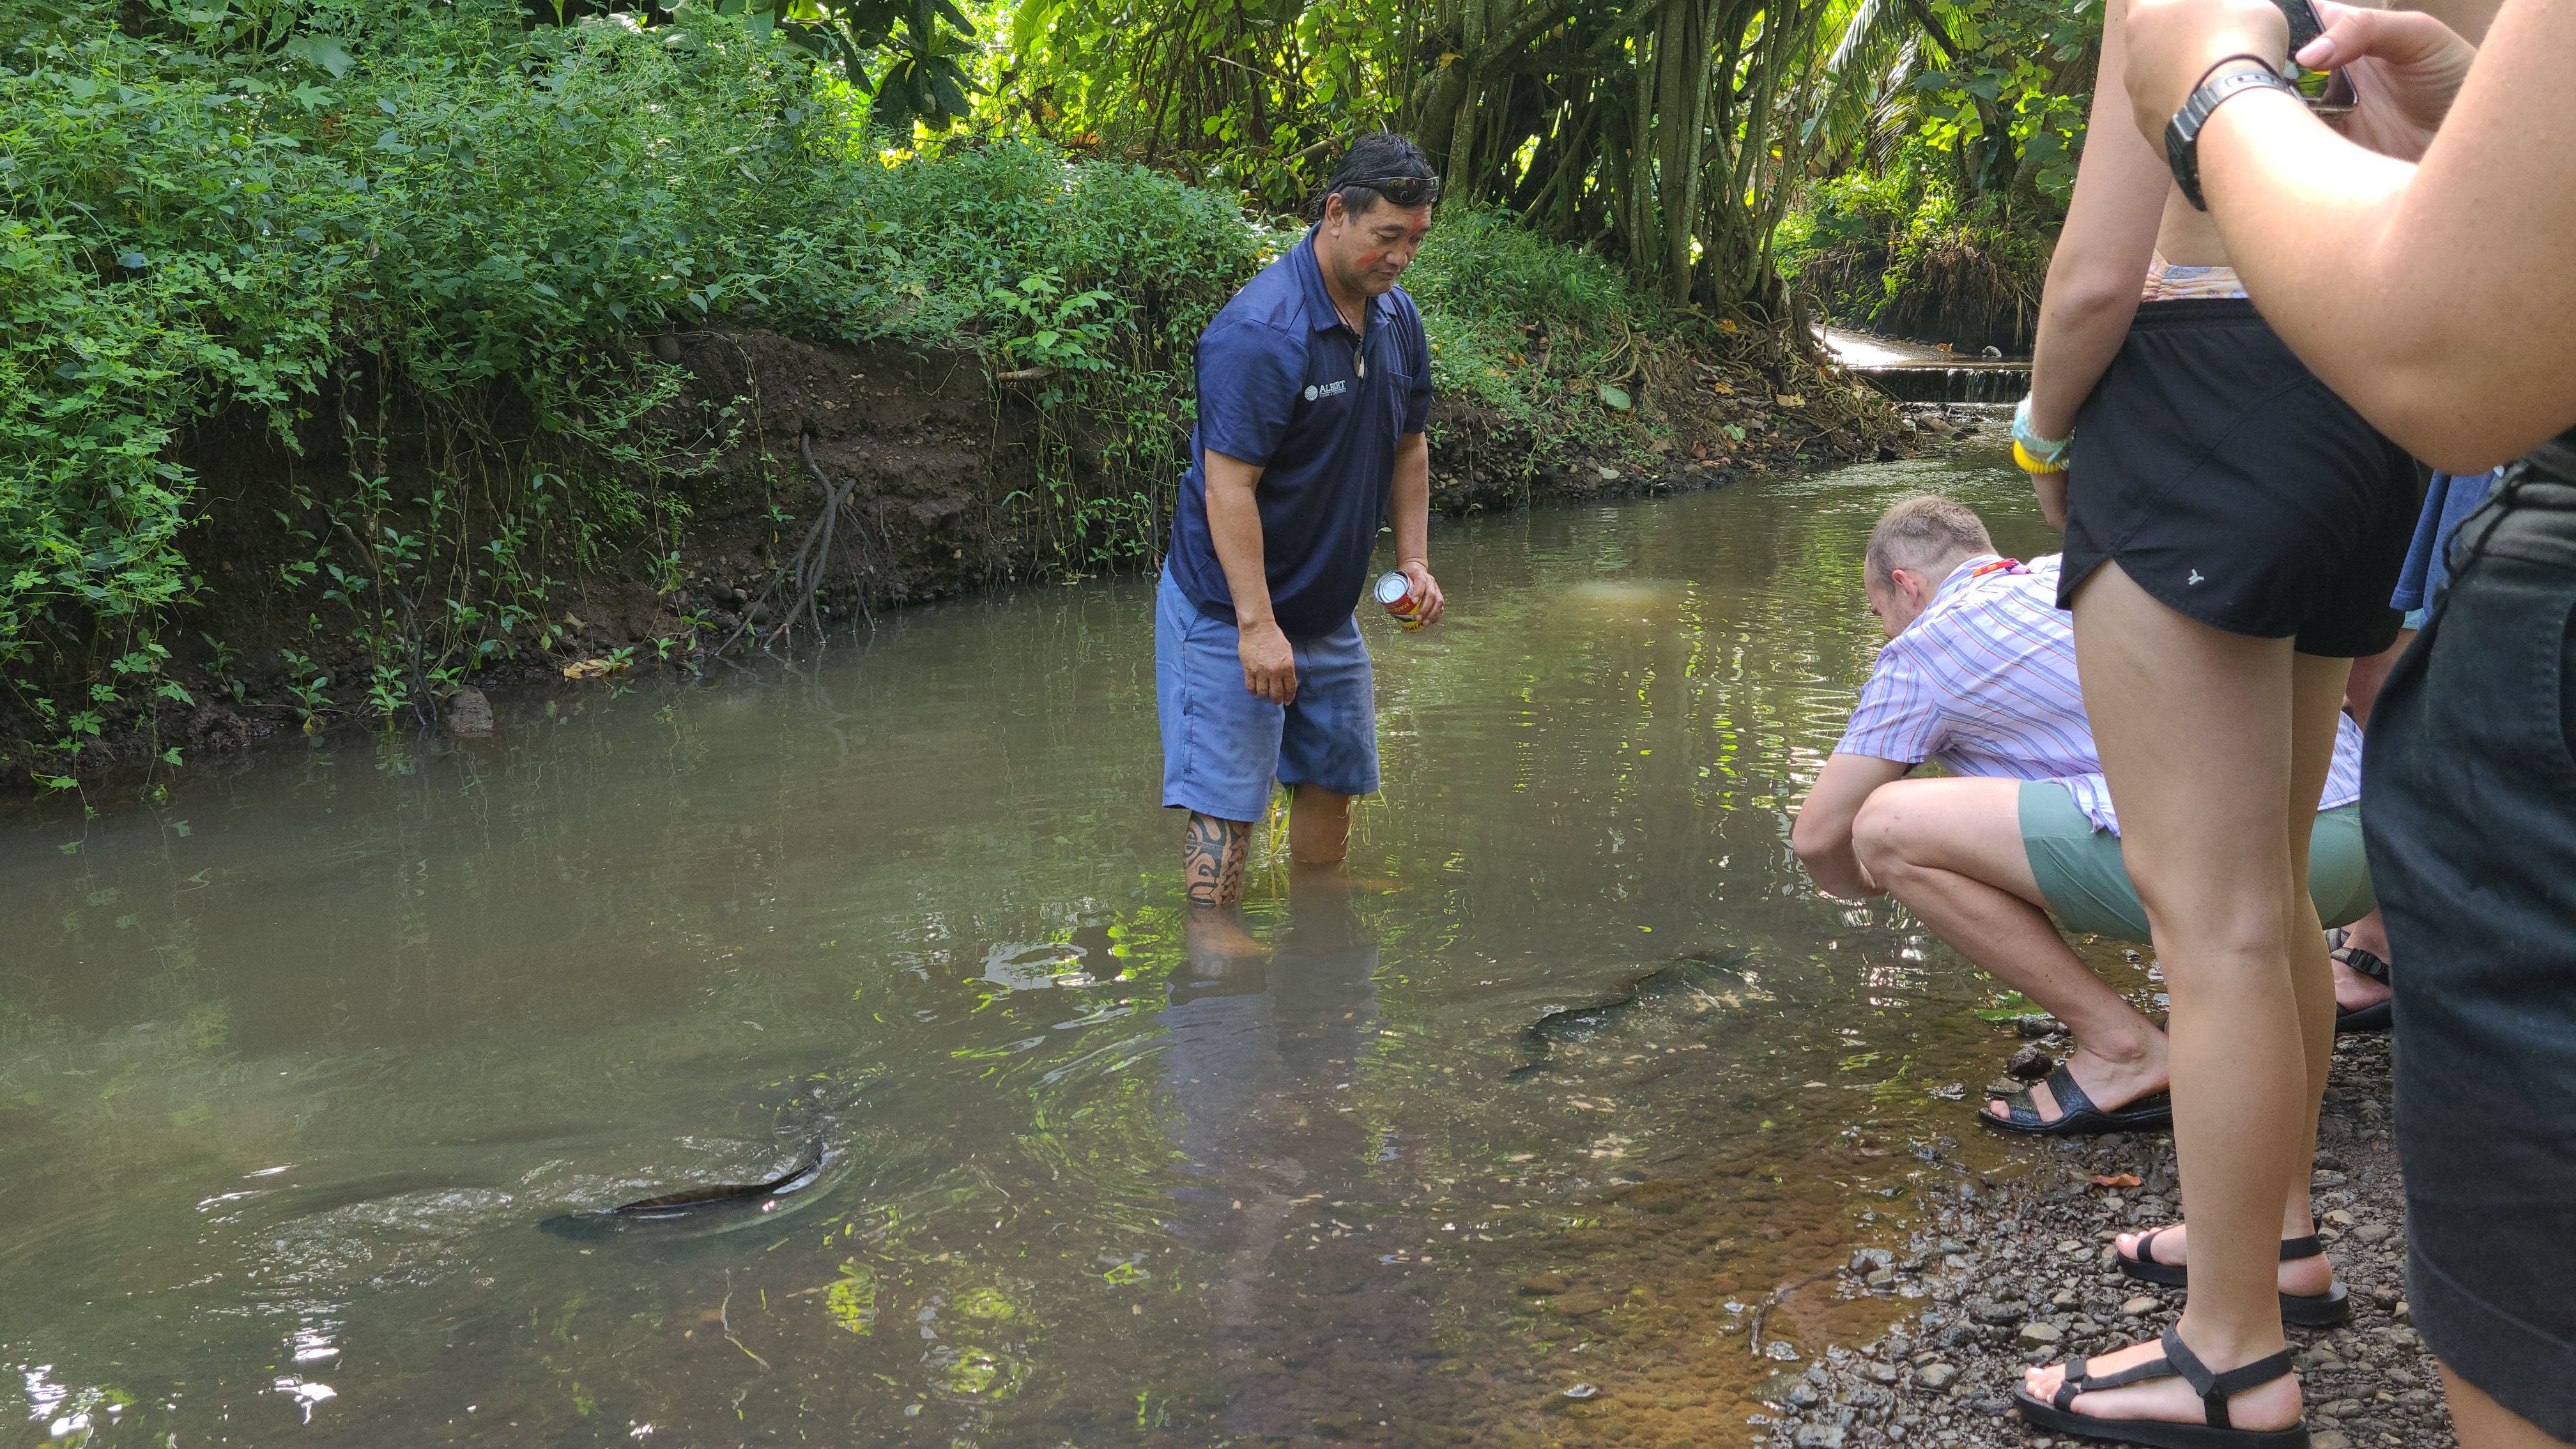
[1168, 229, 1434, 638]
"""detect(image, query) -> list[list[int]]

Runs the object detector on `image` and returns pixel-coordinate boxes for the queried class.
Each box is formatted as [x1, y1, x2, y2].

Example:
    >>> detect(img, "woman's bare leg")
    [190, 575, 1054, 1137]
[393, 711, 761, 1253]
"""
[2023, 564, 2305, 1429]
[2280, 650, 2352, 1266]
[2105, 649, 2352, 1301]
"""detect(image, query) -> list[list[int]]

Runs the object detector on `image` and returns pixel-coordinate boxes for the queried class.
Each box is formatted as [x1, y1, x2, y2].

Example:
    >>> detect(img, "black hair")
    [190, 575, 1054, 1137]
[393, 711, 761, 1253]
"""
[1314, 131, 1436, 222]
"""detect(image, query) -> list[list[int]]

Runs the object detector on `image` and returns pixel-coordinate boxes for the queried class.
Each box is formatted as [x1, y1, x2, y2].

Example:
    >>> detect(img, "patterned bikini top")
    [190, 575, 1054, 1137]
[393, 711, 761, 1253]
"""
[2142, 252, 2250, 302]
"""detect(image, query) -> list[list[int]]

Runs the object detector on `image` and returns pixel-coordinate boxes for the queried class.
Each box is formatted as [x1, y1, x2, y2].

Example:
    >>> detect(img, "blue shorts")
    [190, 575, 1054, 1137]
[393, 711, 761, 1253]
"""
[1156, 567, 1378, 822]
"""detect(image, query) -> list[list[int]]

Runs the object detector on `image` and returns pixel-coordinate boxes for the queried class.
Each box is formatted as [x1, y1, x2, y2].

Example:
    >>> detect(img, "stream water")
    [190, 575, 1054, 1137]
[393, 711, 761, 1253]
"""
[1, 450, 2113, 1448]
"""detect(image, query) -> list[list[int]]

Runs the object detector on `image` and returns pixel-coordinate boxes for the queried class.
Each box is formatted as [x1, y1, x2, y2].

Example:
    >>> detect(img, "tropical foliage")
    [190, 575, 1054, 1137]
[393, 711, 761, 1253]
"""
[0, 0, 2087, 776]
[2, 0, 1729, 777]
[1776, 0, 2100, 348]
[982, 0, 2096, 326]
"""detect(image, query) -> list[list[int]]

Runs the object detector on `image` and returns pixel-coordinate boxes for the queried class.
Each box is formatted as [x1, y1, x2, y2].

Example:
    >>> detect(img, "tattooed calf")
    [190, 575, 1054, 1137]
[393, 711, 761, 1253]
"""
[1183, 811, 1252, 906]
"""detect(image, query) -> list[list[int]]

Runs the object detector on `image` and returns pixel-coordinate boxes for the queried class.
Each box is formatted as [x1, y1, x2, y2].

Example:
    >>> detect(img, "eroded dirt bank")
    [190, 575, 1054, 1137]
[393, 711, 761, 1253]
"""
[40, 326, 1919, 782]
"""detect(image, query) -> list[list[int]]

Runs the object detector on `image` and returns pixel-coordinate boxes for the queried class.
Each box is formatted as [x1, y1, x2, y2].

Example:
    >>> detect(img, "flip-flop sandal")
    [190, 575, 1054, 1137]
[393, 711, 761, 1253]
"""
[2327, 930, 2393, 1035]
[2014, 1324, 2310, 1448]
[1982, 1062, 2174, 1138]
[2118, 1227, 2351, 1328]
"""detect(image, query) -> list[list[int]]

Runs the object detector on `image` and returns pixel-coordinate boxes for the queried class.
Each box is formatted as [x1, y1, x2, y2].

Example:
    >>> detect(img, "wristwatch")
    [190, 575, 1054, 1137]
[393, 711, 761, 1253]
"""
[2165, 59, 2301, 210]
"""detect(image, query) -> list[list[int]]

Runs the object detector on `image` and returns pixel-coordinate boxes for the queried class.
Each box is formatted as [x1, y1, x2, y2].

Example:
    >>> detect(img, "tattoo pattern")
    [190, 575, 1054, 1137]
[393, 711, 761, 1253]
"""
[1183, 812, 1251, 906]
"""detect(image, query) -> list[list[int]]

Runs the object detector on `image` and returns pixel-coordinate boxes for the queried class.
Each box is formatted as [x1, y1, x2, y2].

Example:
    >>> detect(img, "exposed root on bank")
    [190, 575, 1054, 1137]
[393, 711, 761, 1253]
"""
[714, 431, 878, 658]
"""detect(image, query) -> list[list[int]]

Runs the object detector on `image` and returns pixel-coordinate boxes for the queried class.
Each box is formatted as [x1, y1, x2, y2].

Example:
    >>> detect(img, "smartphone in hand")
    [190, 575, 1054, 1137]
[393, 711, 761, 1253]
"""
[2271, 0, 2358, 114]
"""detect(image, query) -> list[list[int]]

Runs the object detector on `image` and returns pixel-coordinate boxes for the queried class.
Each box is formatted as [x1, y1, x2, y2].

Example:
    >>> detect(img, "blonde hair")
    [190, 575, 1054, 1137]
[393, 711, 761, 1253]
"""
[1865, 494, 1994, 589]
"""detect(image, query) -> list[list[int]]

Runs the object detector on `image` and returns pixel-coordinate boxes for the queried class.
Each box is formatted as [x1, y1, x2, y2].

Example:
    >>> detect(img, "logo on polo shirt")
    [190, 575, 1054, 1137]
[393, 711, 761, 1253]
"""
[1303, 379, 1348, 402]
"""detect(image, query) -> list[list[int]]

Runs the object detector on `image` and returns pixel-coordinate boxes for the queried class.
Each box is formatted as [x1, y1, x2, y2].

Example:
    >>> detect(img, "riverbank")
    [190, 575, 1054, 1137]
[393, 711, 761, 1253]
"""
[24, 318, 1910, 786]
[1763, 1031, 2444, 1449]
[1, 0, 1903, 785]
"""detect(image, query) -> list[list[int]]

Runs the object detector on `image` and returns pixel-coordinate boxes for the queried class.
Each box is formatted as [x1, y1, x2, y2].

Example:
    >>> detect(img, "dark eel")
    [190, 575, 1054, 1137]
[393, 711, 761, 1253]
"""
[608, 1136, 827, 1217]
[1509, 949, 1744, 1078]
[540, 1138, 828, 1238]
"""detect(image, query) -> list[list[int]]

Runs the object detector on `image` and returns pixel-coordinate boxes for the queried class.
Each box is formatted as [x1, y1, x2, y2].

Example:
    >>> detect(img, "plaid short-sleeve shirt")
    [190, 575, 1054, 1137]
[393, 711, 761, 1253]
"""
[1835, 554, 2363, 834]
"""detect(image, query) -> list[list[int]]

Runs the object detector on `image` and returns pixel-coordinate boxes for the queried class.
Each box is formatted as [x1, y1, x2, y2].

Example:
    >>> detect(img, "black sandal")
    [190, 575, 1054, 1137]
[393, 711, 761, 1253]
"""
[2014, 1323, 2310, 1448]
[2118, 1228, 2350, 1328]
[1982, 1062, 2174, 1138]
[2327, 930, 2393, 1035]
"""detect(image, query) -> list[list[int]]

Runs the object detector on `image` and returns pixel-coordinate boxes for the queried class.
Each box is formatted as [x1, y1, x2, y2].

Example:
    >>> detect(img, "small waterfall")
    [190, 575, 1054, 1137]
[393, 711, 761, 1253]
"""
[1851, 364, 2031, 404]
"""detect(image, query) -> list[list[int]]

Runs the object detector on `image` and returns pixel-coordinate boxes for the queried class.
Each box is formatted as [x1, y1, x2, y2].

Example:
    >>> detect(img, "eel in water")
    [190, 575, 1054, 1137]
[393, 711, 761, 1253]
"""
[1509, 949, 1745, 1078]
[606, 1137, 827, 1218]
[541, 1138, 829, 1237]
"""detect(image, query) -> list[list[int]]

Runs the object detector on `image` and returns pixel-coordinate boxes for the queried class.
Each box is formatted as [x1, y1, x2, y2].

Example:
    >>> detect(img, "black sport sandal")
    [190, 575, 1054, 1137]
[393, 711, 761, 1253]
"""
[2118, 1228, 2350, 1328]
[2327, 929, 2393, 1035]
[2014, 1323, 2309, 1448]
[1984, 1062, 2175, 1137]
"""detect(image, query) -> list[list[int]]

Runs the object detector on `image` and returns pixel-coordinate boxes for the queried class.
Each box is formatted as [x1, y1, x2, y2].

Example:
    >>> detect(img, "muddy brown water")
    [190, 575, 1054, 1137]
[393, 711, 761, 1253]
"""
[2, 452, 2109, 1446]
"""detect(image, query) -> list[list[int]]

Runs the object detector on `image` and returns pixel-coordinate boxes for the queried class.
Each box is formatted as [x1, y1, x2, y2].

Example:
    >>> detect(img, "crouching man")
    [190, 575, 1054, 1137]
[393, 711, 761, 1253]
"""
[1791, 496, 2376, 1135]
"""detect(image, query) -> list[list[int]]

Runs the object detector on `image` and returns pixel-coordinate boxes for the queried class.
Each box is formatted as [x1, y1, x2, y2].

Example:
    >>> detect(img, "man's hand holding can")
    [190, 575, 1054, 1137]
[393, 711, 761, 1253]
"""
[1376, 562, 1445, 630]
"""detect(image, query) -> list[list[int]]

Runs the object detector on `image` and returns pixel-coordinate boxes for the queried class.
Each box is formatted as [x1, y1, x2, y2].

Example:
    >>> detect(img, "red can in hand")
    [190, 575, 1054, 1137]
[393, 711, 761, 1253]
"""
[1374, 570, 1427, 631]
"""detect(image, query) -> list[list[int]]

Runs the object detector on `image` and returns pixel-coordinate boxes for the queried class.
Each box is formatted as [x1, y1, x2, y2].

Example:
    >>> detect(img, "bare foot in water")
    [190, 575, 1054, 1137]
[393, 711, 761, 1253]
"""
[1184, 905, 1267, 963]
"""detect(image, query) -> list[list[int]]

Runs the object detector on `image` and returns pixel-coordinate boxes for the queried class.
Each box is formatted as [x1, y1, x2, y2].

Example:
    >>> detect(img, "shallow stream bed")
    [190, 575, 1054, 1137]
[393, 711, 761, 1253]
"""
[1, 450, 2122, 1447]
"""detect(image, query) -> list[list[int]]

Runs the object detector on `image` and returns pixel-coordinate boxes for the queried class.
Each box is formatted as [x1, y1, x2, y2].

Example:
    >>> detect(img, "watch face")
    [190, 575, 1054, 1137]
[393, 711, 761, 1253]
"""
[2164, 112, 2200, 209]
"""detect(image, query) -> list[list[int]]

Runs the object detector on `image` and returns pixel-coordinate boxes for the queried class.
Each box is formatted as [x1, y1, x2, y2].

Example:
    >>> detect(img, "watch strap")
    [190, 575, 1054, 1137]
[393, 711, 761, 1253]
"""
[2165, 61, 2301, 210]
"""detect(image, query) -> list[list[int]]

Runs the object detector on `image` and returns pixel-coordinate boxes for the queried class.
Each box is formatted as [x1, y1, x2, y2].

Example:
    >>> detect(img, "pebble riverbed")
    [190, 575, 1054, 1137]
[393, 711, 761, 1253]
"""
[1762, 1031, 2441, 1449]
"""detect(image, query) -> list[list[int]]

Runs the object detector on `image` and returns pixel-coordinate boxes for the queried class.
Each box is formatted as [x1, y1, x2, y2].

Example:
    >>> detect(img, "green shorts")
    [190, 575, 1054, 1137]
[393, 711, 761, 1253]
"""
[2019, 780, 2377, 942]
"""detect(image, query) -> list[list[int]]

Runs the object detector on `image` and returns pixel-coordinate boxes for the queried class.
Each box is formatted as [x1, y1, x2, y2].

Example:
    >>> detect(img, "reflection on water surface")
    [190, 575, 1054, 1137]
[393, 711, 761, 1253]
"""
[3, 455, 2082, 1446]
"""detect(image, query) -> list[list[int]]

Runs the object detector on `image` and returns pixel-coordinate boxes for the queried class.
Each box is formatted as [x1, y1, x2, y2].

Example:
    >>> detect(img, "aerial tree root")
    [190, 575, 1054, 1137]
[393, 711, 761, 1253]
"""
[714, 431, 878, 658]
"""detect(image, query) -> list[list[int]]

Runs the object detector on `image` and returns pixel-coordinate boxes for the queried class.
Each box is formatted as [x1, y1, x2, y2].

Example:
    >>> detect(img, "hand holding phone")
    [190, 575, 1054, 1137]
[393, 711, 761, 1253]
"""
[2271, 0, 2357, 112]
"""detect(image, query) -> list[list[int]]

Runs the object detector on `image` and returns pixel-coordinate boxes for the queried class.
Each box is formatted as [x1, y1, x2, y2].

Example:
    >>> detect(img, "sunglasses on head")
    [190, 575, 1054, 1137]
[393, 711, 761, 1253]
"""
[1342, 174, 1441, 209]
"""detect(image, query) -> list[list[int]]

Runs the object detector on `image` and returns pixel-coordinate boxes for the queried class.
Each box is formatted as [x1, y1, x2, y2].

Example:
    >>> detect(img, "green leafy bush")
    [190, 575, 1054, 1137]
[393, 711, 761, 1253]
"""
[0, 1, 1262, 755]
[1, 0, 1698, 775]
[1402, 204, 1690, 457]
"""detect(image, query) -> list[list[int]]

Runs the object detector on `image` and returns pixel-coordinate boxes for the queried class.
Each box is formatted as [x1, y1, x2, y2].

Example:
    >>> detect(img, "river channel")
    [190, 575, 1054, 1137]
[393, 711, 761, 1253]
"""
[1, 450, 2112, 1447]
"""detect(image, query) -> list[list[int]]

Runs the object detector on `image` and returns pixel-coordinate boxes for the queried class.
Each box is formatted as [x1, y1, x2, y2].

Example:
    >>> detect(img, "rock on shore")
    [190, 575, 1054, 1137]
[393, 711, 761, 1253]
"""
[1763, 1034, 2446, 1448]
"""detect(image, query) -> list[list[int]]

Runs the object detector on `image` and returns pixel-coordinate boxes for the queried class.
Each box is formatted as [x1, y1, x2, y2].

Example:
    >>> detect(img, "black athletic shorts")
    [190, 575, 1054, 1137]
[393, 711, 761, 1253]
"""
[2058, 297, 2419, 656]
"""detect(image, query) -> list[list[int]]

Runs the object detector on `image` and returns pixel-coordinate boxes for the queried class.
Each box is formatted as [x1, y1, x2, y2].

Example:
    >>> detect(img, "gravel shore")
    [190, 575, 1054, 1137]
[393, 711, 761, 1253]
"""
[1762, 1031, 2442, 1449]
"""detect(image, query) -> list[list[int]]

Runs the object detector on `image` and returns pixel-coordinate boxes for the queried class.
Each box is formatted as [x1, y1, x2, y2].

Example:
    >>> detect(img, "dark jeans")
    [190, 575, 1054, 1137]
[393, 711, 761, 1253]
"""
[2365, 443, 2576, 1440]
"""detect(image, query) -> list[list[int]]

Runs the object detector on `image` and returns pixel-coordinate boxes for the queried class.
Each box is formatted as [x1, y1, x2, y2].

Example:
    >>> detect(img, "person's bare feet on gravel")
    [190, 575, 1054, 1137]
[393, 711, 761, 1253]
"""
[2023, 1331, 2303, 1433]
[2116, 1222, 2338, 1298]
[1984, 1038, 2170, 1128]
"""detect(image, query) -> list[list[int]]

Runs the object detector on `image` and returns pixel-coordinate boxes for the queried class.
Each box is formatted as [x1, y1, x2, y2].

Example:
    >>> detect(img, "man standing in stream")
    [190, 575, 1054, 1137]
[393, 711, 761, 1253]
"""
[1156, 132, 1444, 917]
